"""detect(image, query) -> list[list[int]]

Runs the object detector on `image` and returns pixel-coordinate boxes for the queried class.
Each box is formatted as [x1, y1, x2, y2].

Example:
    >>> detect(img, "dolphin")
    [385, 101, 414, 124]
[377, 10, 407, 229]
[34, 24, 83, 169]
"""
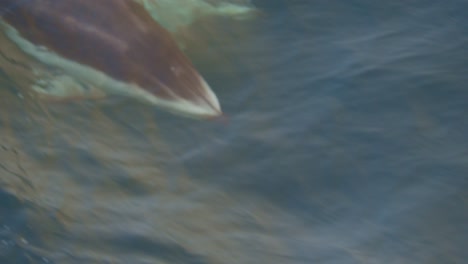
[0, 0, 222, 119]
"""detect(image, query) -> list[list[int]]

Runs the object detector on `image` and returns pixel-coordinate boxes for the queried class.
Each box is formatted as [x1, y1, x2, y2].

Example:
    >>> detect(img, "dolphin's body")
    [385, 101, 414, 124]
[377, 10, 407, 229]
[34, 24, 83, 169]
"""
[0, 0, 222, 118]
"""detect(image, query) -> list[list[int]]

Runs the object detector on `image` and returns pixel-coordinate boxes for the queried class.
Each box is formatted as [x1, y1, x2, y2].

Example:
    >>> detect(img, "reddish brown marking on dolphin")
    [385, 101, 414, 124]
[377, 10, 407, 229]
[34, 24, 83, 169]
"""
[1, 0, 222, 118]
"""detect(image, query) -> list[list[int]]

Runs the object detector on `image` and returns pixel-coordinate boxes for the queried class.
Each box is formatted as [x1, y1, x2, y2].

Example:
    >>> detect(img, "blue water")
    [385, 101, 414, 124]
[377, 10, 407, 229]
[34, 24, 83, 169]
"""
[1, 0, 467, 263]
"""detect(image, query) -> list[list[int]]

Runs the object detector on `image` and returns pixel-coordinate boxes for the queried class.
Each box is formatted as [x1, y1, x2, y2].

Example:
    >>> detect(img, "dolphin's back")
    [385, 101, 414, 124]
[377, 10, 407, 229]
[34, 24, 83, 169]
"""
[2, 0, 202, 99]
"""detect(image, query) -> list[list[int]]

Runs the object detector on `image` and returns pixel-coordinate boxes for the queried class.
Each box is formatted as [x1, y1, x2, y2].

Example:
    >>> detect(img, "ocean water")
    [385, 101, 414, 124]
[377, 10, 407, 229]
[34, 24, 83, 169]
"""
[1, 0, 467, 263]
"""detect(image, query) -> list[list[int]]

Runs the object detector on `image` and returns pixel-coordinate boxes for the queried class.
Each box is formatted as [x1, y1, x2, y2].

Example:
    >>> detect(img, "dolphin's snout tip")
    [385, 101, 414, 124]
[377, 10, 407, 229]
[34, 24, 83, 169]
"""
[157, 76, 222, 119]
[196, 76, 223, 118]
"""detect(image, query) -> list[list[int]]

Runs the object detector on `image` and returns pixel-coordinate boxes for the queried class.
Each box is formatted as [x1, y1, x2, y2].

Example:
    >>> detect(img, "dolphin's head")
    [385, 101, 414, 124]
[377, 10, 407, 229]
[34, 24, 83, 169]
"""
[113, 1, 223, 119]
[130, 38, 222, 119]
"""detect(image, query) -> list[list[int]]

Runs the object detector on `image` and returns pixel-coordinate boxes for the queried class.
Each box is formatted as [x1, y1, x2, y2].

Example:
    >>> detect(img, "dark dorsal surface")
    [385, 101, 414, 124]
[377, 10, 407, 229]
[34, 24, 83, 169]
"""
[0, 0, 205, 101]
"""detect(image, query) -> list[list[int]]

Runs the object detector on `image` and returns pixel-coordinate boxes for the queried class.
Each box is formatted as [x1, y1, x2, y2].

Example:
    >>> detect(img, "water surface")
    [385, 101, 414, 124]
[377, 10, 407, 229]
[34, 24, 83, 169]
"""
[1, 0, 467, 263]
